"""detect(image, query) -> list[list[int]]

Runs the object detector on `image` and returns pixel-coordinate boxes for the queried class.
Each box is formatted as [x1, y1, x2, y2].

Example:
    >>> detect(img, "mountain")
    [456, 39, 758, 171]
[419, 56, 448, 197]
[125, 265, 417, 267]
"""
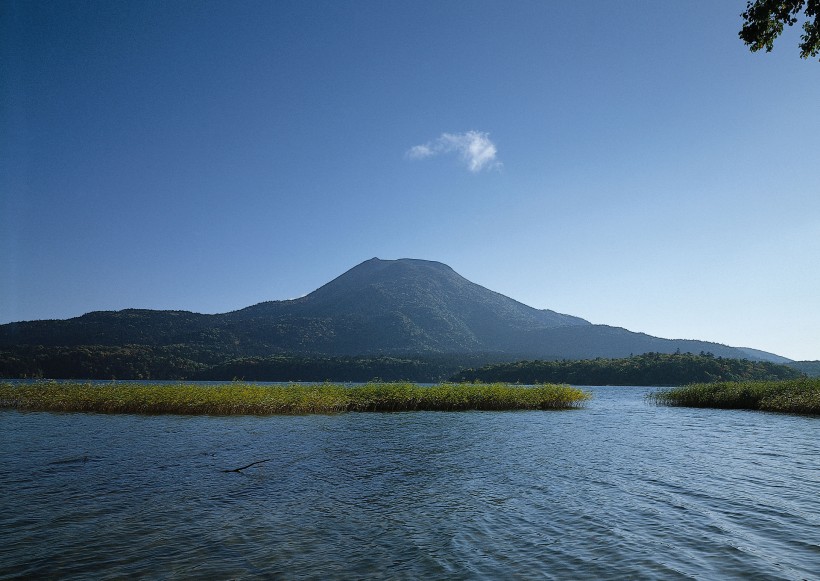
[737, 347, 793, 364]
[225, 258, 590, 354]
[785, 361, 820, 377]
[0, 258, 789, 379]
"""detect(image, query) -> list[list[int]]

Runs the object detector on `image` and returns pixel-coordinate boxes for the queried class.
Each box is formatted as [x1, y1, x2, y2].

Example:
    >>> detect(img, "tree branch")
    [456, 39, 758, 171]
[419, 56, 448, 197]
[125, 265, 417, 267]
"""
[222, 458, 273, 473]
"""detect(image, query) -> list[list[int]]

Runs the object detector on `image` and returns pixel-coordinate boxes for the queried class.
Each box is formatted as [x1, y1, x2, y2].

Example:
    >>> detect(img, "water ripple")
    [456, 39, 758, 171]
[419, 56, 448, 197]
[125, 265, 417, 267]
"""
[1, 387, 819, 579]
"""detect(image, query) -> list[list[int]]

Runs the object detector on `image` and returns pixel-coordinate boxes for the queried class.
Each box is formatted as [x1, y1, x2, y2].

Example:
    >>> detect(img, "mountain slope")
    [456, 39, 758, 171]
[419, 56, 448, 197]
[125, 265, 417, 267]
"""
[786, 361, 820, 377]
[0, 257, 788, 364]
[514, 325, 783, 361]
[737, 347, 792, 364]
[0, 309, 221, 348]
[226, 258, 590, 354]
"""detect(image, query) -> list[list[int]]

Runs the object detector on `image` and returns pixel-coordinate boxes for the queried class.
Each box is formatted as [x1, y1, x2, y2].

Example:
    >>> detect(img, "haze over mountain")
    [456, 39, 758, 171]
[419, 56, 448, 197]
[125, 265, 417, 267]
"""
[0, 258, 787, 367]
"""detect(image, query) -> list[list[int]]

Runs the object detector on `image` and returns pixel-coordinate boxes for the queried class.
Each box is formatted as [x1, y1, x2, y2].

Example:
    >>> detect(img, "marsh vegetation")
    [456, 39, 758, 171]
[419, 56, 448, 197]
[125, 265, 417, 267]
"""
[650, 378, 820, 415]
[0, 381, 590, 415]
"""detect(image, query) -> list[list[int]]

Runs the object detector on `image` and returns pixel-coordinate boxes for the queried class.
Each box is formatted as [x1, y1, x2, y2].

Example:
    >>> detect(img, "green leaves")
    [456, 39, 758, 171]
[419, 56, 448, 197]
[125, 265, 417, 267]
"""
[740, 0, 820, 59]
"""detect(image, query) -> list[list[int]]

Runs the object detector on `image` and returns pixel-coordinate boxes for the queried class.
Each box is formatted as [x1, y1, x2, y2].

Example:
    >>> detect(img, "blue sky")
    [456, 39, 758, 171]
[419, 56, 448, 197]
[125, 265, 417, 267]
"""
[2, 1, 818, 360]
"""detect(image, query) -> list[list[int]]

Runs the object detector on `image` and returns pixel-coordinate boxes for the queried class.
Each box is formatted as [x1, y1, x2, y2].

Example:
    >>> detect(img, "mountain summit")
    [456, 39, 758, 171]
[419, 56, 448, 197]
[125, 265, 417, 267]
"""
[0, 257, 787, 364]
[229, 258, 590, 354]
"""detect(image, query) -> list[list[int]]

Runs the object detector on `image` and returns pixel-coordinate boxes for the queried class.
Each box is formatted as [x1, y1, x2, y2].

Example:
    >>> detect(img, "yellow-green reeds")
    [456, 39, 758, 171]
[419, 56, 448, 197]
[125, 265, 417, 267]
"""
[650, 378, 820, 415]
[0, 381, 590, 416]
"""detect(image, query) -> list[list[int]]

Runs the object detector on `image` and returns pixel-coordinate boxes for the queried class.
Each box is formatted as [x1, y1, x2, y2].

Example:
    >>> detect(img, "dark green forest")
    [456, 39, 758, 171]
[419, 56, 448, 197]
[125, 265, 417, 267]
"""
[0, 345, 215, 380]
[194, 354, 471, 382]
[1, 346, 806, 385]
[451, 352, 804, 386]
[0, 345, 513, 383]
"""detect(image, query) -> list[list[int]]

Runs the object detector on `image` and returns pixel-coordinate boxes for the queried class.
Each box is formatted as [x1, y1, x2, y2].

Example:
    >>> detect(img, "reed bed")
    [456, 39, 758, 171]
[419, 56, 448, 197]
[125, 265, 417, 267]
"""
[650, 378, 820, 415]
[0, 381, 590, 415]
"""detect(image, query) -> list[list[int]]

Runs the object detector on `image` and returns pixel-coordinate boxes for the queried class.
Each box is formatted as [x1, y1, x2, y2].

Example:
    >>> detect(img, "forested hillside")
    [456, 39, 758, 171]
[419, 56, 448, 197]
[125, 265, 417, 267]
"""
[0, 259, 790, 380]
[785, 360, 820, 377]
[0, 345, 515, 383]
[452, 353, 804, 386]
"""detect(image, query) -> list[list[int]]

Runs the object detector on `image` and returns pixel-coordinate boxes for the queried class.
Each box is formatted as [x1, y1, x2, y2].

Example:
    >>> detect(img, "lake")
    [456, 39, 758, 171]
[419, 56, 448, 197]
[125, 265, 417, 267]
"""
[1, 385, 818, 579]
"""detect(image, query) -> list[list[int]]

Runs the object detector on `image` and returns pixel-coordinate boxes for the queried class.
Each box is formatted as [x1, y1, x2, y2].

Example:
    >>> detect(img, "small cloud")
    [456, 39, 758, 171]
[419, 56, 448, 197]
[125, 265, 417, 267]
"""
[407, 144, 434, 159]
[406, 130, 501, 172]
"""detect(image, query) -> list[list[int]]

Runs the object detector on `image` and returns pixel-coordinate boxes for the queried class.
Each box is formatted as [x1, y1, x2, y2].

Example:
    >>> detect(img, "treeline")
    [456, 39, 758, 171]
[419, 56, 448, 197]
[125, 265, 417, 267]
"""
[192, 354, 475, 382]
[0, 345, 217, 380]
[451, 352, 805, 386]
[0, 345, 511, 382]
[1, 346, 807, 385]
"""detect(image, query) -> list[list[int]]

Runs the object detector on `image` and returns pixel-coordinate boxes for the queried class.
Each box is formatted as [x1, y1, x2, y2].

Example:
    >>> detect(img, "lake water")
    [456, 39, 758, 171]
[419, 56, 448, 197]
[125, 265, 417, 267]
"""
[1, 385, 818, 580]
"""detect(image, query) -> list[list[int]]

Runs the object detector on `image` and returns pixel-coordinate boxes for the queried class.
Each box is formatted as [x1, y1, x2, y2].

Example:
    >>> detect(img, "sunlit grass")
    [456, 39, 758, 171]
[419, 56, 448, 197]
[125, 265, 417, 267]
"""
[0, 381, 590, 415]
[650, 378, 820, 415]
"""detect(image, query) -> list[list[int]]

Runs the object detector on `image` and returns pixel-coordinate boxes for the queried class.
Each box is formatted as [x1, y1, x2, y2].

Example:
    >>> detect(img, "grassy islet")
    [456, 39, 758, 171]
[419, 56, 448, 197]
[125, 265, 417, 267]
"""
[650, 378, 820, 415]
[0, 381, 590, 415]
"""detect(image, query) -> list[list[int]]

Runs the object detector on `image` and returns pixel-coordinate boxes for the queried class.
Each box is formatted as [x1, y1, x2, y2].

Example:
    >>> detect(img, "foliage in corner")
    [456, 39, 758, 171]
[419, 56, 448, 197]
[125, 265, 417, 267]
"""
[740, 0, 820, 59]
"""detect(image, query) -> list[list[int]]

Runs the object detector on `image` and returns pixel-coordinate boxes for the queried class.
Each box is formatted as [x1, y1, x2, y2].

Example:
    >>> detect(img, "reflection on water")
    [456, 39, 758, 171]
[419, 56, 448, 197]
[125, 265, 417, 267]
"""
[1, 386, 818, 579]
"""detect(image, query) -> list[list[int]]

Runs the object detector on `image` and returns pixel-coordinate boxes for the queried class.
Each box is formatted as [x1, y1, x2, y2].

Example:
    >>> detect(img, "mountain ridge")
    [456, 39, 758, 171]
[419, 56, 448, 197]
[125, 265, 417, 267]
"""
[0, 257, 788, 365]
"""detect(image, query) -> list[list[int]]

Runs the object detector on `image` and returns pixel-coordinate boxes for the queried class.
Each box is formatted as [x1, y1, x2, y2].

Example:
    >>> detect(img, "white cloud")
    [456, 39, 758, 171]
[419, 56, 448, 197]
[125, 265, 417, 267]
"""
[407, 144, 434, 159]
[406, 130, 501, 172]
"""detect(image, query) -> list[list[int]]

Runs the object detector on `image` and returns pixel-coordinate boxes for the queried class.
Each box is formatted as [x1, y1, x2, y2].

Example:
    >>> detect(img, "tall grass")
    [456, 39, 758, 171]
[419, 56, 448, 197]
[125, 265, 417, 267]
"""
[650, 378, 820, 415]
[0, 381, 590, 416]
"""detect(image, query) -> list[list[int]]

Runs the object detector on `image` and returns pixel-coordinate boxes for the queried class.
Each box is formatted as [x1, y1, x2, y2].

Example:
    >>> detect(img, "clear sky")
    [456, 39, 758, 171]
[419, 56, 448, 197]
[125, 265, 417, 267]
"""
[2, 1, 818, 360]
